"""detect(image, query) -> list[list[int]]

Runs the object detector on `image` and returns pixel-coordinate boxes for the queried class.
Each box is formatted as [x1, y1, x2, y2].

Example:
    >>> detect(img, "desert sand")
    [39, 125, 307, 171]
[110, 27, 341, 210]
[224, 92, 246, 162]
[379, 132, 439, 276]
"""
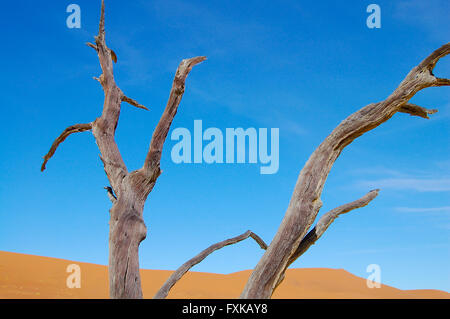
[0, 251, 448, 299]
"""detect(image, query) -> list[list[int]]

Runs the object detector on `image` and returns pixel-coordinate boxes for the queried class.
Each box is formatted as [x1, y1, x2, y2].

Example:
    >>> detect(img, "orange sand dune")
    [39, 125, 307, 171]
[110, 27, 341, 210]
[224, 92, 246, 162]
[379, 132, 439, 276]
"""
[0, 251, 448, 299]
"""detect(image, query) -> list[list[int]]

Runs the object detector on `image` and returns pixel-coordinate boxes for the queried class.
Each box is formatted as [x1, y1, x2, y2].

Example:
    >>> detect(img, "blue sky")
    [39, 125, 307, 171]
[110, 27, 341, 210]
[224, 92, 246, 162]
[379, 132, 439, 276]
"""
[0, 0, 448, 292]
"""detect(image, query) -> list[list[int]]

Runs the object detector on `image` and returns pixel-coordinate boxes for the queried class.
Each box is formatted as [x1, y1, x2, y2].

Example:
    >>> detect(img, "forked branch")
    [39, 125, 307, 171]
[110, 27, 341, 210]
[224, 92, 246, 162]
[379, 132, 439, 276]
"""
[241, 43, 450, 299]
[42, 0, 205, 198]
[272, 190, 379, 291]
[41, 0, 206, 299]
[154, 230, 267, 299]
[287, 189, 380, 267]
[41, 0, 125, 192]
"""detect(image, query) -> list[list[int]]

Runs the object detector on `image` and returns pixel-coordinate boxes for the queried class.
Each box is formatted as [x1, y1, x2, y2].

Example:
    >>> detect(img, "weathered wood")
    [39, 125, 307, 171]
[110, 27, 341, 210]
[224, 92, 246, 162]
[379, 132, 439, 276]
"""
[144, 56, 206, 174]
[41, 0, 205, 299]
[41, 2, 448, 299]
[287, 189, 379, 266]
[41, 123, 92, 172]
[154, 230, 267, 299]
[241, 43, 450, 299]
[271, 190, 379, 290]
[121, 95, 149, 111]
[398, 103, 437, 119]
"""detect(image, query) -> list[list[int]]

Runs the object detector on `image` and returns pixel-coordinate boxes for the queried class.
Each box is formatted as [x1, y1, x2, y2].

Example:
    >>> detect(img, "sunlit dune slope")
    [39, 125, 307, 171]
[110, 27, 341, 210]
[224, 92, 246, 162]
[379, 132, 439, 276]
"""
[0, 251, 448, 299]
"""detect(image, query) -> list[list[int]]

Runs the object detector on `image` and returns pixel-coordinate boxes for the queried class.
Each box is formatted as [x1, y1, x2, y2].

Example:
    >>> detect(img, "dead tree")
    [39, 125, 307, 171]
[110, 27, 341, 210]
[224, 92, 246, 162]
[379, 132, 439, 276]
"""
[240, 43, 450, 298]
[41, 1, 205, 298]
[156, 189, 378, 298]
[42, 0, 449, 299]
[152, 44, 449, 299]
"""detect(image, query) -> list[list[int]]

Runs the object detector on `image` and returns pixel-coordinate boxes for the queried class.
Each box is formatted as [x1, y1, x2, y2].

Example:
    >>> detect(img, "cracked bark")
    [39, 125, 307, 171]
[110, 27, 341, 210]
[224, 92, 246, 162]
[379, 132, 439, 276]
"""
[241, 43, 450, 299]
[41, 1, 448, 299]
[41, 0, 205, 298]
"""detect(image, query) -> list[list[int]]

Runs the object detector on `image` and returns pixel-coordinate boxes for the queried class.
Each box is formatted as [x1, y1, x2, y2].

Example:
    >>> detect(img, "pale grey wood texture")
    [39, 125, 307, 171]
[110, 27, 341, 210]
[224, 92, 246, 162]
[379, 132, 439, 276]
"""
[41, 0, 205, 298]
[272, 190, 379, 290]
[288, 189, 379, 267]
[240, 43, 450, 299]
[41, 1, 448, 299]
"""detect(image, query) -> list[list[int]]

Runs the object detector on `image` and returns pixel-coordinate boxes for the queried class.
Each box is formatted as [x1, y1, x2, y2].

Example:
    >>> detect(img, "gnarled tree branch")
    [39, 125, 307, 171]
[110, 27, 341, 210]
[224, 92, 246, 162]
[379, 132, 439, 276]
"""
[42, 1, 206, 299]
[142, 57, 206, 175]
[87, 0, 129, 194]
[41, 123, 92, 172]
[272, 190, 379, 291]
[154, 230, 267, 299]
[241, 43, 450, 299]
[121, 56, 207, 198]
[288, 189, 379, 267]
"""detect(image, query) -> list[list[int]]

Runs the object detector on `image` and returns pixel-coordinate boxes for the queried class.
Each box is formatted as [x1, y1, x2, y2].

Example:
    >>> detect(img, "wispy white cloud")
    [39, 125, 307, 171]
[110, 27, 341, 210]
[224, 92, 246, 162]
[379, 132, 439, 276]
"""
[349, 167, 406, 178]
[340, 248, 392, 255]
[358, 178, 450, 192]
[354, 163, 450, 193]
[395, 206, 450, 213]
[340, 243, 449, 255]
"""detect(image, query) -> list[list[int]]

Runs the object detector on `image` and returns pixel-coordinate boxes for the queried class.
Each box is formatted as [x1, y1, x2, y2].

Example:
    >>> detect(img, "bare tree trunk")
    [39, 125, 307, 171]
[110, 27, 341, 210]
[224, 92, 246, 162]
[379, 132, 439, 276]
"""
[41, 1, 448, 299]
[240, 43, 450, 299]
[108, 196, 147, 298]
[41, 0, 205, 298]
